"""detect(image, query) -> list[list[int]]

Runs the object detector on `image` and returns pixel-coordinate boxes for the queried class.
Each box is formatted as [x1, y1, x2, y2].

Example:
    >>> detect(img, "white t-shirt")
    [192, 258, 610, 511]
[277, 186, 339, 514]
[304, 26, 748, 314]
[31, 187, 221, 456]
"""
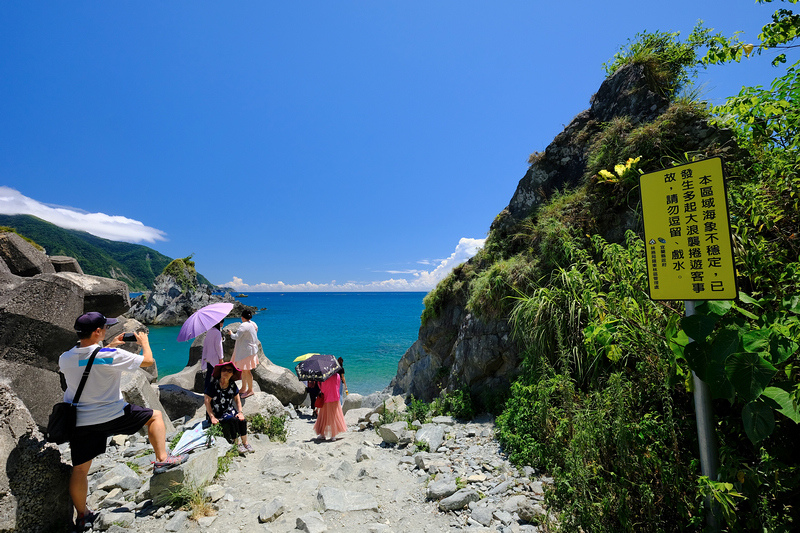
[58, 343, 144, 426]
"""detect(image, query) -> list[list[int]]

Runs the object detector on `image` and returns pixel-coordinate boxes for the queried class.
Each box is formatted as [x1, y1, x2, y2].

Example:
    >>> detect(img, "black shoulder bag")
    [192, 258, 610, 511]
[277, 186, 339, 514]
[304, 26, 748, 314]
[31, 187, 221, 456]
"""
[46, 346, 102, 444]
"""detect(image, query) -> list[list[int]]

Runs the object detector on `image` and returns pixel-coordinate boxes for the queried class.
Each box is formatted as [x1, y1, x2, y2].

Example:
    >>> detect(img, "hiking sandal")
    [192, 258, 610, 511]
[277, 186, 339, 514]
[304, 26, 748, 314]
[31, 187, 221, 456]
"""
[152, 454, 187, 474]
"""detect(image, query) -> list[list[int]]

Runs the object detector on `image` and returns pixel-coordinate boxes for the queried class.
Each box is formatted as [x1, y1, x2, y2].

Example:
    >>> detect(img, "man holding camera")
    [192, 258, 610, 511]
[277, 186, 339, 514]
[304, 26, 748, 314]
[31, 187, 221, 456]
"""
[59, 312, 186, 530]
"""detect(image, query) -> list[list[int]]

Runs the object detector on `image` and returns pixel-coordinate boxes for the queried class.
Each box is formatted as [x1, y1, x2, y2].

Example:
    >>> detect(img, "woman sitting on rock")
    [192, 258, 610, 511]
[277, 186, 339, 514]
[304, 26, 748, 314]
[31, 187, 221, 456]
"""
[204, 361, 253, 454]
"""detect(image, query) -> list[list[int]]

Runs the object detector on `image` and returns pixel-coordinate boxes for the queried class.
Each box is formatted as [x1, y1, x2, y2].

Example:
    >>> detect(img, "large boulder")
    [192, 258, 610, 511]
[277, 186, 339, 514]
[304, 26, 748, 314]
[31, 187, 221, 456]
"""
[240, 391, 285, 420]
[0, 359, 63, 431]
[252, 361, 306, 406]
[0, 232, 55, 277]
[49, 255, 83, 274]
[53, 272, 130, 318]
[120, 370, 175, 433]
[149, 447, 218, 506]
[0, 257, 22, 292]
[159, 360, 203, 392]
[0, 274, 85, 371]
[157, 384, 205, 422]
[0, 382, 71, 532]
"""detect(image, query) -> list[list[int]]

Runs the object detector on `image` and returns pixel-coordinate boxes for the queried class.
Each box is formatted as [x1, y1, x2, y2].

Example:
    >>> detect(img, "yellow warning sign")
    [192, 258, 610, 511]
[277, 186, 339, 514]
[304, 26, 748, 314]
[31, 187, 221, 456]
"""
[639, 157, 737, 300]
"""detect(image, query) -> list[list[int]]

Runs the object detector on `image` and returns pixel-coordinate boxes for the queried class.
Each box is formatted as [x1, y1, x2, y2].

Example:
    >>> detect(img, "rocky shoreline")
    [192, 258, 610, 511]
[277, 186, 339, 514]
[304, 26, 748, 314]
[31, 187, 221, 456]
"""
[64, 398, 551, 533]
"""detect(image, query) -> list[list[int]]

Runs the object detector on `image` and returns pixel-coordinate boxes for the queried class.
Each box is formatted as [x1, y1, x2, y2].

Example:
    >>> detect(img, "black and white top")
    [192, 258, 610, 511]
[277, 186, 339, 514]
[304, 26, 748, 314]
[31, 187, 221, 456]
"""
[204, 378, 239, 419]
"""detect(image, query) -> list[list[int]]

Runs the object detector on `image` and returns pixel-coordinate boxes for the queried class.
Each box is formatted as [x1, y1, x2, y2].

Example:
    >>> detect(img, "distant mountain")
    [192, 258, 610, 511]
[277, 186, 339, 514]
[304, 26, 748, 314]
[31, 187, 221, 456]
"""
[0, 214, 214, 291]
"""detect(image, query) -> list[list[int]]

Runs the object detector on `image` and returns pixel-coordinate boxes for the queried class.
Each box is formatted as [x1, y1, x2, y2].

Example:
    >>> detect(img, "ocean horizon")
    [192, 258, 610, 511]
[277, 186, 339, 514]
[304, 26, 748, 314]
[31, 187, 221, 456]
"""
[145, 291, 426, 396]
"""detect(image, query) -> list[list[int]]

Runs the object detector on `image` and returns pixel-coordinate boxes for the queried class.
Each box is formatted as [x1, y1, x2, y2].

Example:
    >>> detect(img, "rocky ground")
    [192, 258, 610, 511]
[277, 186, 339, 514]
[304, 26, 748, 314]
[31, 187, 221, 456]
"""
[67, 407, 552, 533]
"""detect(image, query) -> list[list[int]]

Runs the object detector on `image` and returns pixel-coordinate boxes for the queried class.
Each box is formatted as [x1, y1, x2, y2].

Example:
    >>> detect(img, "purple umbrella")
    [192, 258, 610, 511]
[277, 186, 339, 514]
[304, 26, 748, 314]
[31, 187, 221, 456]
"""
[177, 302, 234, 342]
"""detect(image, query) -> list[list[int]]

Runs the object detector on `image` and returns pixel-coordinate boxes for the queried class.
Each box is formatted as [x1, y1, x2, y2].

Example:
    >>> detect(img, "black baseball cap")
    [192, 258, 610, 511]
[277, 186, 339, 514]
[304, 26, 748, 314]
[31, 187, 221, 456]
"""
[74, 312, 118, 333]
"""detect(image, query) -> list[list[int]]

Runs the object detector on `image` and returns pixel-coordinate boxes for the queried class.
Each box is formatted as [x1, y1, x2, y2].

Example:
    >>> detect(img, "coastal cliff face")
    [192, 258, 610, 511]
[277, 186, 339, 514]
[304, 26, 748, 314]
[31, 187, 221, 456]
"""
[391, 63, 739, 402]
[126, 272, 249, 326]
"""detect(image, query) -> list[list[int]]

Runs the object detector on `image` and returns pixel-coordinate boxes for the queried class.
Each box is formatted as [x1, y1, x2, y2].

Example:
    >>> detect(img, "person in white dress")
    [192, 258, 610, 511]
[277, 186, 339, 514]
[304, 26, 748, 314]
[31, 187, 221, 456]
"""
[226, 309, 259, 398]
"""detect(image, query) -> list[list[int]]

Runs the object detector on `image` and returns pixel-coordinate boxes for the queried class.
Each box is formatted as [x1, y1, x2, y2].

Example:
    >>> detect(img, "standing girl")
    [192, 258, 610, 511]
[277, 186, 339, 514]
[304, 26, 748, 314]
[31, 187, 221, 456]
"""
[227, 309, 259, 398]
[201, 320, 225, 391]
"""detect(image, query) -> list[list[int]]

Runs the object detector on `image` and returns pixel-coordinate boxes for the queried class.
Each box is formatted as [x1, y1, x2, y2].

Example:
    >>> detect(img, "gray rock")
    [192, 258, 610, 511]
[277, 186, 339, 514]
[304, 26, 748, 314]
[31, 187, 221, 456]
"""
[518, 499, 546, 523]
[0, 232, 55, 277]
[439, 488, 480, 511]
[296, 511, 327, 533]
[344, 407, 372, 426]
[0, 273, 84, 371]
[494, 509, 515, 525]
[431, 415, 456, 426]
[96, 464, 140, 491]
[252, 361, 306, 406]
[204, 483, 226, 502]
[165, 509, 189, 531]
[157, 383, 205, 421]
[471, 506, 494, 526]
[0, 383, 71, 533]
[258, 497, 286, 523]
[241, 391, 285, 421]
[50, 255, 83, 274]
[98, 509, 136, 529]
[427, 478, 457, 500]
[150, 447, 218, 505]
[317, 485, 379, 512]
[341, 392, 363, 414]
[120, 369, 175, 434]
[413, 452, 448, 472]
[378, 421, 409, 444]
[197, 515, 217, 527]
[415, 423, 444, 452]
[0, 359, 64, 431]
[157, 361, 201, 392]
[355, 447, 372, 462]
[54, 272, 131, 318]
[489, 479, 513, 495]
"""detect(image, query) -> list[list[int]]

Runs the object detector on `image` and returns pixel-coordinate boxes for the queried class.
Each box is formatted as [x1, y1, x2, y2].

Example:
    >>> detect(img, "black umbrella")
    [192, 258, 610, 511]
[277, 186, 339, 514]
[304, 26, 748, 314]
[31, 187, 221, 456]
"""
[295, 353, 341, 381]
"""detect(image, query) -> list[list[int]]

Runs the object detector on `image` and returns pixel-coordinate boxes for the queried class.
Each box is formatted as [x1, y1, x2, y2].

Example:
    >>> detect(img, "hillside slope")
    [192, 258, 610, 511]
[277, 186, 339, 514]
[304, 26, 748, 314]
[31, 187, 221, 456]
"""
[0, 214, 214, 291]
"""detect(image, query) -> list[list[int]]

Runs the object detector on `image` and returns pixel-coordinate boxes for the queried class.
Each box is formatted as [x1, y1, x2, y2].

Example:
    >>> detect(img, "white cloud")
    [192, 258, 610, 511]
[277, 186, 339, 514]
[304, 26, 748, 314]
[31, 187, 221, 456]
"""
[221, 237, 486, 293]
[0, 186, 167, 243]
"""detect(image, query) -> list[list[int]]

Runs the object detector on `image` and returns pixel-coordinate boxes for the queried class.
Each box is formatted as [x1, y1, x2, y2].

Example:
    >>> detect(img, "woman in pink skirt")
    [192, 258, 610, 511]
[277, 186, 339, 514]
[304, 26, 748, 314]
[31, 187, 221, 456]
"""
[226, 309, 259, 398]
[313, 372, 347, 441]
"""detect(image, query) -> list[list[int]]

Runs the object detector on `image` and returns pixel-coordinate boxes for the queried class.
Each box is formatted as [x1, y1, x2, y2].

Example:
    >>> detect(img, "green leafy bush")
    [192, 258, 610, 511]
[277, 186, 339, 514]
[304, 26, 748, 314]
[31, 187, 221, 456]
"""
[246, 413, 287, 442]
[162, 255, 199, 293]
[603, 27, 706, 98]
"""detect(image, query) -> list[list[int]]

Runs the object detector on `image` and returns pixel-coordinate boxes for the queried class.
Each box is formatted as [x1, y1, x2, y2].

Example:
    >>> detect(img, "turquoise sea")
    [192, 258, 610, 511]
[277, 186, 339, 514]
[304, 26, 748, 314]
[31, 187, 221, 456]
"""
[145, 292, 426, 395]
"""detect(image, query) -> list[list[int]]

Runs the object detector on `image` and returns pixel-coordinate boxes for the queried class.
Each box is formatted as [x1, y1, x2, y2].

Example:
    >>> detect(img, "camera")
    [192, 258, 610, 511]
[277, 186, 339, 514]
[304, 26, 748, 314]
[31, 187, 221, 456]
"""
[122, 333, 137, 342]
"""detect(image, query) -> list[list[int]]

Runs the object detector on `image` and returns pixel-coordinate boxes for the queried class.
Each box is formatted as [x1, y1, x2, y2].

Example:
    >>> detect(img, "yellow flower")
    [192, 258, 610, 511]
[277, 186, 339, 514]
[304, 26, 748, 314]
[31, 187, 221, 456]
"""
[598, 169, 617, 182]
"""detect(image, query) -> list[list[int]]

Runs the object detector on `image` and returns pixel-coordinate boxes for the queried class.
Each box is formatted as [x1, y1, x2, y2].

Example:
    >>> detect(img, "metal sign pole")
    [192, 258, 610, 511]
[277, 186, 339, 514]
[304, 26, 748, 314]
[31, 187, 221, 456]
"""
[686, 299, 720, 530]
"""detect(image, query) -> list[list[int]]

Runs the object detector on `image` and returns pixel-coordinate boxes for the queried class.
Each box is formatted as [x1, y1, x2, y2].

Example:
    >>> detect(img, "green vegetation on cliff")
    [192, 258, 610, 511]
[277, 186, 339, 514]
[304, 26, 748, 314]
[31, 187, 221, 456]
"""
[424, 6, 800, 531]
[0, 214, 215, 291]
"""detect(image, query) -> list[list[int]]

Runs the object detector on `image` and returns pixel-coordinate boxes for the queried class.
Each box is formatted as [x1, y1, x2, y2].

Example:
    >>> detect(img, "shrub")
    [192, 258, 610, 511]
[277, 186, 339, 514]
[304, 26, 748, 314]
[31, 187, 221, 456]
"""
[162, 255, 198, 293]
[406, 396, 430, 424]
[247, 413, 287, 442]
[602, 27, 706, 98]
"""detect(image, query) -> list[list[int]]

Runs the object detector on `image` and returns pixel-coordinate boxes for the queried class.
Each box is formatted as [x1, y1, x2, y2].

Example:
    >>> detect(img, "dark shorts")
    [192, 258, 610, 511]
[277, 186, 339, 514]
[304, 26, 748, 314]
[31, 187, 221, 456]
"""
[70, 404, 154, 465]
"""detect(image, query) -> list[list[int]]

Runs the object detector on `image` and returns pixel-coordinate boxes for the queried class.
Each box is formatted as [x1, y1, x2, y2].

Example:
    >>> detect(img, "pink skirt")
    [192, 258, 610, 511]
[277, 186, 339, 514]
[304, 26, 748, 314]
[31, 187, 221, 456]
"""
[313, 401, 347, 440]
[234, 354, 259, 371]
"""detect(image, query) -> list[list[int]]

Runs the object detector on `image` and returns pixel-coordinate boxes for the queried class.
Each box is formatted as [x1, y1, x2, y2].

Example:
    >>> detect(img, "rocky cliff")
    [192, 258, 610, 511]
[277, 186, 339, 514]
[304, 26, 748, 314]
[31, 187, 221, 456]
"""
[126, 272, 250, 326]
[390, 63, 740, 402]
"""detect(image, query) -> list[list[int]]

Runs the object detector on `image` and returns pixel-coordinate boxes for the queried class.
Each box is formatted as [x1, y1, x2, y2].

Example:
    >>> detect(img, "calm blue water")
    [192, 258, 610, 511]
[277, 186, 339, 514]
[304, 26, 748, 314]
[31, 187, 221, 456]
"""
[146, 292, 426, 395]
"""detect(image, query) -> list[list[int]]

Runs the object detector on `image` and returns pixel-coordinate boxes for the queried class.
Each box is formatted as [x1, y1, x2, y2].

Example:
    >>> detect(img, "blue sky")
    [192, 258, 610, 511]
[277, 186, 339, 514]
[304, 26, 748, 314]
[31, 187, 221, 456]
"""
[0, 1, 792, 291]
